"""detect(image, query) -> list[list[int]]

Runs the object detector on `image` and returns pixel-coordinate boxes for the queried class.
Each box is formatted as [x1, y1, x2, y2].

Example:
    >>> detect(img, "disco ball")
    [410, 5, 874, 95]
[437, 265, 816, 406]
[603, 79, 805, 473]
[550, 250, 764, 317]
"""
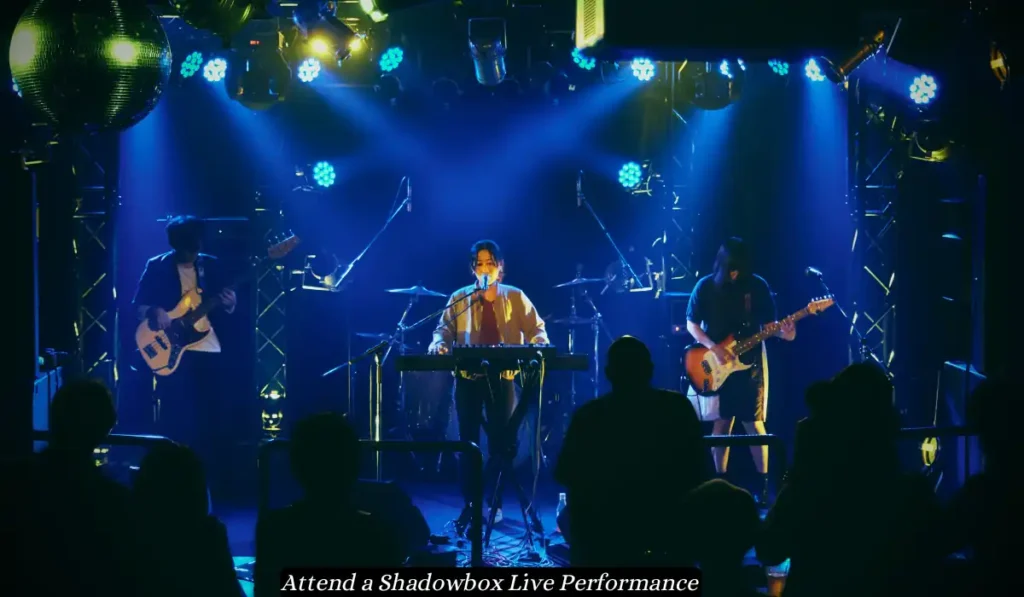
[174, 0, 263, 47]
[8, 0, 172, 133]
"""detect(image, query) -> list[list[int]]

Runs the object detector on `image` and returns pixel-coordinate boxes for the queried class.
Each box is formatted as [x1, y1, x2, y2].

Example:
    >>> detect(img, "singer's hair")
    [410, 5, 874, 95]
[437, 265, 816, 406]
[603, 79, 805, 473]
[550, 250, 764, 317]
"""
[470, 239, 504, 281]
[713, 236, 750, 286]
[166, 215, 205, 254]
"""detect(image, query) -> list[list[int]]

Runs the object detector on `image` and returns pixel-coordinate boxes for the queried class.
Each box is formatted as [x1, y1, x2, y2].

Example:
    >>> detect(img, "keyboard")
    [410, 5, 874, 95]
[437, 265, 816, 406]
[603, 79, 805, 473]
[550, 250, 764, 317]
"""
[395, 345, 589, 373]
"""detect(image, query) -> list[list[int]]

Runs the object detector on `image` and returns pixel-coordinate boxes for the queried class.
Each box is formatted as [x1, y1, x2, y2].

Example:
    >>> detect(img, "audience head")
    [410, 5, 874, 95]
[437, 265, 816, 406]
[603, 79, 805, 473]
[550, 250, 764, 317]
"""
[49, 378, 116, 455]
[604, 335, 654, 389]
[291, 412, 360, 498]
[687, 480, 760, 565]
[967, 378, 1015, 466]
[134, 443, 210, 520]
[830, 362, 898, 433]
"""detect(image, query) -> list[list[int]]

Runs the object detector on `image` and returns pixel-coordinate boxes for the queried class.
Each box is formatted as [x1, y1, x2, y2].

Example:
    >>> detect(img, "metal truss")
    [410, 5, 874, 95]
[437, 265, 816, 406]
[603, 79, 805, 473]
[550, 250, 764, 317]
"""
[847, 79, 898, 376]
[71, 136, 119, 388]
[254, 191, 288, 438]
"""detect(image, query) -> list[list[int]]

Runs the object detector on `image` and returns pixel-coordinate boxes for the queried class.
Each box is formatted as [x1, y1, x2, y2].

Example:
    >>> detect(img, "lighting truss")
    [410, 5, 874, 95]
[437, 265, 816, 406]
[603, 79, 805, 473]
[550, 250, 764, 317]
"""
[71, 136, 120, 389]
[254, 190, 289, 438]
[848, 80, 898, 378]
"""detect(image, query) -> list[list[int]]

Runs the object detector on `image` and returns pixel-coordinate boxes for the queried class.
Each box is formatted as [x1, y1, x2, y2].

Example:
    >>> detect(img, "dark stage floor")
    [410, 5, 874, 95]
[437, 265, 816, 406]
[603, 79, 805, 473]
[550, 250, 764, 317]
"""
[222, 480, 770, 593]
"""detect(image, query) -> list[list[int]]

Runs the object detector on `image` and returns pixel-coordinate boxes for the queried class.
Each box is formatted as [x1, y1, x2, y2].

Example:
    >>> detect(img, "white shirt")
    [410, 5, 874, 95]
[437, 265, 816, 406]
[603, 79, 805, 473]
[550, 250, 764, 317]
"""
[177, 263, 222, 353]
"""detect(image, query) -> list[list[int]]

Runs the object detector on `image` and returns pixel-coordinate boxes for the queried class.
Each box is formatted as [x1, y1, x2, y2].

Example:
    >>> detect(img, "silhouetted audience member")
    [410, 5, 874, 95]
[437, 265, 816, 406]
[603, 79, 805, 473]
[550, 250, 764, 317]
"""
[758, 363, 943, 597]
[686, 480, 762, 597]
[5, 379, 142, 596]
[133, 443, 243, 597]
[555, 335, 710, 566]
[255, 413, 424, 597]
[943, 378, 1020, 592]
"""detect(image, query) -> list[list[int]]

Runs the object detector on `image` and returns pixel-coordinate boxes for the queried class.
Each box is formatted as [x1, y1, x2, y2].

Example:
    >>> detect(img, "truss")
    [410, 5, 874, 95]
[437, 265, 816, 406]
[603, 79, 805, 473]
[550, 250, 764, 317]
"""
[254, 191, 288, 438]
[847, 79, 898, 377]
[71, 136, 119, 388]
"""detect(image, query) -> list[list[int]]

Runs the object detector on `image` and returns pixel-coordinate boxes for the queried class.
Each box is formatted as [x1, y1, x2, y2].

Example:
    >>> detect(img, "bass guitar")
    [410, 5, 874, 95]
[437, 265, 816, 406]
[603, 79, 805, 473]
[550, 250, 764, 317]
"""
[135, 233, 300, 376]
[683, 296, 834, 396]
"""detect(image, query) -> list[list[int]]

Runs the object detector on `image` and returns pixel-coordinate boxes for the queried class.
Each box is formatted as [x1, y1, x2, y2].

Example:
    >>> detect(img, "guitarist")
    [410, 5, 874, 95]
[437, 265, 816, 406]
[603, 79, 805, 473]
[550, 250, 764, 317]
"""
[685, 237, 795, 504]
[131, 215, 238, 498]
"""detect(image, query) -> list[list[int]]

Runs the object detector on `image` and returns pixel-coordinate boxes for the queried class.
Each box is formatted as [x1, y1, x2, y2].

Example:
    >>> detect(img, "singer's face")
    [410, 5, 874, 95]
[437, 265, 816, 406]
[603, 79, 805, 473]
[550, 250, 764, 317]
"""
[473, 250, 501, 283]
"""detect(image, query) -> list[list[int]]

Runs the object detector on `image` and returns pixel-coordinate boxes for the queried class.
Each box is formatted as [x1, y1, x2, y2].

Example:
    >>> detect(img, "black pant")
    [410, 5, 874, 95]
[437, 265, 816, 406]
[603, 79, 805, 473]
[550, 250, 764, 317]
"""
[153, 351, 232, 497]
[454, 371, 538, 508]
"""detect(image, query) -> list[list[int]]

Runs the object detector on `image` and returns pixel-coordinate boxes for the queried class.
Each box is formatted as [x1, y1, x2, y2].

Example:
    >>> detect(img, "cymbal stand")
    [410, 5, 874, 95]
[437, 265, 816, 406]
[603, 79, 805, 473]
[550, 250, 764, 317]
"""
[578, 179, 645, 289]
[581, 289, 614, 400]
[380, 292, 424, 472]
[567, 288, 578, 411]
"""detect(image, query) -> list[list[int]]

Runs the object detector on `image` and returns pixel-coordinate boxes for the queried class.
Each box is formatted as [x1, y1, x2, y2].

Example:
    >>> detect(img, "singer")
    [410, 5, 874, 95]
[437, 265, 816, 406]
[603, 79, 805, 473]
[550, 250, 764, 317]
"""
[684, 237, 796, 504]
[428, 240, 549, 528]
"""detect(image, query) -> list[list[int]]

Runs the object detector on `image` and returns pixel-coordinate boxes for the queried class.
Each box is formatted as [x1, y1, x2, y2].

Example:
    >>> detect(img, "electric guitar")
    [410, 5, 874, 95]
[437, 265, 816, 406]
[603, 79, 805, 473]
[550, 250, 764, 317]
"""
[683, 296, 834, 396]
[135, 233, 300, 376]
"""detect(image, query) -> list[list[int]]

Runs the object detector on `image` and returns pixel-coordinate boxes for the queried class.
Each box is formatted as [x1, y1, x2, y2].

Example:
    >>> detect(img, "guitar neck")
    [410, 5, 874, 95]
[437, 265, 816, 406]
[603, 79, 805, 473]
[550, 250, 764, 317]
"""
[180, 267, 255, 323]
[733, 307, 814, 356]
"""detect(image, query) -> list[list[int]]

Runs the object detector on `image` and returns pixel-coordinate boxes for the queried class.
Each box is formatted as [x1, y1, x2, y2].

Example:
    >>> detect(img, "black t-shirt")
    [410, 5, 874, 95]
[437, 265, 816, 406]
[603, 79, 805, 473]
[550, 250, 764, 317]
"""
[686, 274, 776, 344]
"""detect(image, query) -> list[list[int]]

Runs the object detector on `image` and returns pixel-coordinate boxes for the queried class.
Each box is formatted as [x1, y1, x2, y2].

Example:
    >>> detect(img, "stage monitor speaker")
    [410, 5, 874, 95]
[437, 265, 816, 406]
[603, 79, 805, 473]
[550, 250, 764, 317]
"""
[575, 0, 907, 62]
[920, 361, 985, 498]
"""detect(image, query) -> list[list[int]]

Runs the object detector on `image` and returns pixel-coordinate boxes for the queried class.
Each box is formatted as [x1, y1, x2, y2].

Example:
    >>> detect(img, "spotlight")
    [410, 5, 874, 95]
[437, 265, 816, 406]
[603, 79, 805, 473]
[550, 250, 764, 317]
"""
[297, 58, 322, 83]
[630, 58, 655, 82]
[180, 51, 204, 79]
[12, 78, 21, 97]
[819, 29, 887, 83]
[768, 59, 789, 76]
[313, 161, 336, 187]
[908, 119, 952, 163]
[302, 253, 343, 291]
[677, 60, 745, 111]
[293, 1, 360, 65]
[618, 162, 642, 189]
[804, 58, 826, 82]
[909, 74, 937, 105]
[379, 47, 404, 72]
[358, 0, 388, 23]
[203, 58, 228, 82]
[572, 47, 596, 71]
[468, 18, 507, 87]
[375, 74, 403, 102]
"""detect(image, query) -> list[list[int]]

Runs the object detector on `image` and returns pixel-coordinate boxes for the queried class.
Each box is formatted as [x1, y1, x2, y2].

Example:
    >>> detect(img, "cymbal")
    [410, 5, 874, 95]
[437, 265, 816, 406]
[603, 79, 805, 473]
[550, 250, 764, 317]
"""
[553, 277, 606, 289]
[385, 285, 446, 298]
[550, 315, 598, 326]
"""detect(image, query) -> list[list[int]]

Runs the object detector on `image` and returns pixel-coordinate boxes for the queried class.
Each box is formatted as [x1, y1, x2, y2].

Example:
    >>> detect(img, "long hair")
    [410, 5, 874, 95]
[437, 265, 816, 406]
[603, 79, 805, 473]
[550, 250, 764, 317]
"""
[712, 237, 750, 286]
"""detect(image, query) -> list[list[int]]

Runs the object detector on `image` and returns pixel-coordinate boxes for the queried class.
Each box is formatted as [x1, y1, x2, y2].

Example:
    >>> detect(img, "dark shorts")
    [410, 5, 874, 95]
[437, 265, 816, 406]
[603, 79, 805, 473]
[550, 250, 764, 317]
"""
[717, 363, 766, 422]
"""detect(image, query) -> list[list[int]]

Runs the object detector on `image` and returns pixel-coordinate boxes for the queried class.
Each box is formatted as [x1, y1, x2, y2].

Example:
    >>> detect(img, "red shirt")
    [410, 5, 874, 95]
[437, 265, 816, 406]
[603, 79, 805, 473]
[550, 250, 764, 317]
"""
[479, 299, 502, 345]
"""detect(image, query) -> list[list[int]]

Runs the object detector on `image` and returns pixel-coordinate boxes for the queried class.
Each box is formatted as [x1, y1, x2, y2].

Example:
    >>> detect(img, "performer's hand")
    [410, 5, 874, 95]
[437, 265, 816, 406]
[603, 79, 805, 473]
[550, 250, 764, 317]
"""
[428, 342, 449, 355]
[149, 308, 171, 331]
[219, 289, 237, 311]
[711, 344, 734, 365]
[779, 319, 796, 341]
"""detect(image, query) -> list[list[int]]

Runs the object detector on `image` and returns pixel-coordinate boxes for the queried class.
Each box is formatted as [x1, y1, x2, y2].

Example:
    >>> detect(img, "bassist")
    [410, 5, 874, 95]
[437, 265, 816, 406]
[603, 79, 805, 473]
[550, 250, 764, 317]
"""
[131, 215, 237, 501]
[685, 237, 795, 504]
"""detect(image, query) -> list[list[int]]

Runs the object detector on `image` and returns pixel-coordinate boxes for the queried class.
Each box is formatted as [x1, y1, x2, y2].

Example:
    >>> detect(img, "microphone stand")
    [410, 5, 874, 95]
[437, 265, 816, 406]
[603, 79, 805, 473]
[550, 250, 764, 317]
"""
[813, 272, 891, 377]
[335, 178, 410, 287]
[580, 289, 614, 400]
[578, 184, 645, 289]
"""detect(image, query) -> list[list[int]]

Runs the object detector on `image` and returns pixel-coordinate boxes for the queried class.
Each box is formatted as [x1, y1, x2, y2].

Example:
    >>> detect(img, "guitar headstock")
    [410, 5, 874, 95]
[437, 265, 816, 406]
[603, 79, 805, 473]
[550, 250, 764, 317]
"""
[267, 231, 301, 260]
[807, 295, 835, 315]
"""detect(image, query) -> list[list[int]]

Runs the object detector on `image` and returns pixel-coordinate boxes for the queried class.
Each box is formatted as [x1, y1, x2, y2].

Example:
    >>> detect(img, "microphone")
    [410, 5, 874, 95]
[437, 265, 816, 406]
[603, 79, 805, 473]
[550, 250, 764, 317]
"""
[481, 274, 490, 290]
[805, 266, 824, 278]
[576, 170, 583, 207]
[406, 178, 412, 212]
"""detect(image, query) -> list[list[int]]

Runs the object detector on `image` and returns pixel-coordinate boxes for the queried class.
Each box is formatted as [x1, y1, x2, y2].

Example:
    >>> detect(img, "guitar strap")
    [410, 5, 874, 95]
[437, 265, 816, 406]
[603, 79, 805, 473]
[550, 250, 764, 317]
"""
[196, 255, 206, 295]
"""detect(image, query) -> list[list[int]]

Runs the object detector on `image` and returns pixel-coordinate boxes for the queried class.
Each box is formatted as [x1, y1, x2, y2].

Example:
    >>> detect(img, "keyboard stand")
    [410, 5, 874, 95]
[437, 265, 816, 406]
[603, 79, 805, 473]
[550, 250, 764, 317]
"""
[481, 372, 545, 552]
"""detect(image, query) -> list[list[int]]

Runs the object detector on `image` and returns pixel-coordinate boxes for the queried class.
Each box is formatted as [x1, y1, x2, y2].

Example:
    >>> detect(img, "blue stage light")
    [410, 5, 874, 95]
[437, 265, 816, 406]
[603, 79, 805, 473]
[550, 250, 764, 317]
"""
[804, 58, 826, 82]
[313, 161, 336, 188]
[379, 47, 404, 72]
[618, 162, 642, 188]
[180, 51, 203, 79]
[909, 74, 937, 105]
[768, 59, 789, 76]
[572, 47, 596, 71]
[298, 58, 322, 83]
[630, 58, 655, 82]
[203, 58, 228, 83]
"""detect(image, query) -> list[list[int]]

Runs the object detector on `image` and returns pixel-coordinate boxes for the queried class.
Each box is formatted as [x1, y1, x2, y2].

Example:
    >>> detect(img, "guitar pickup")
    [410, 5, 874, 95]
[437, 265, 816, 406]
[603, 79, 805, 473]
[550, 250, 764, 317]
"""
[702, 361, 711, 374]
[155, 336, 168, 350]
[143, 345, 158, 358]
